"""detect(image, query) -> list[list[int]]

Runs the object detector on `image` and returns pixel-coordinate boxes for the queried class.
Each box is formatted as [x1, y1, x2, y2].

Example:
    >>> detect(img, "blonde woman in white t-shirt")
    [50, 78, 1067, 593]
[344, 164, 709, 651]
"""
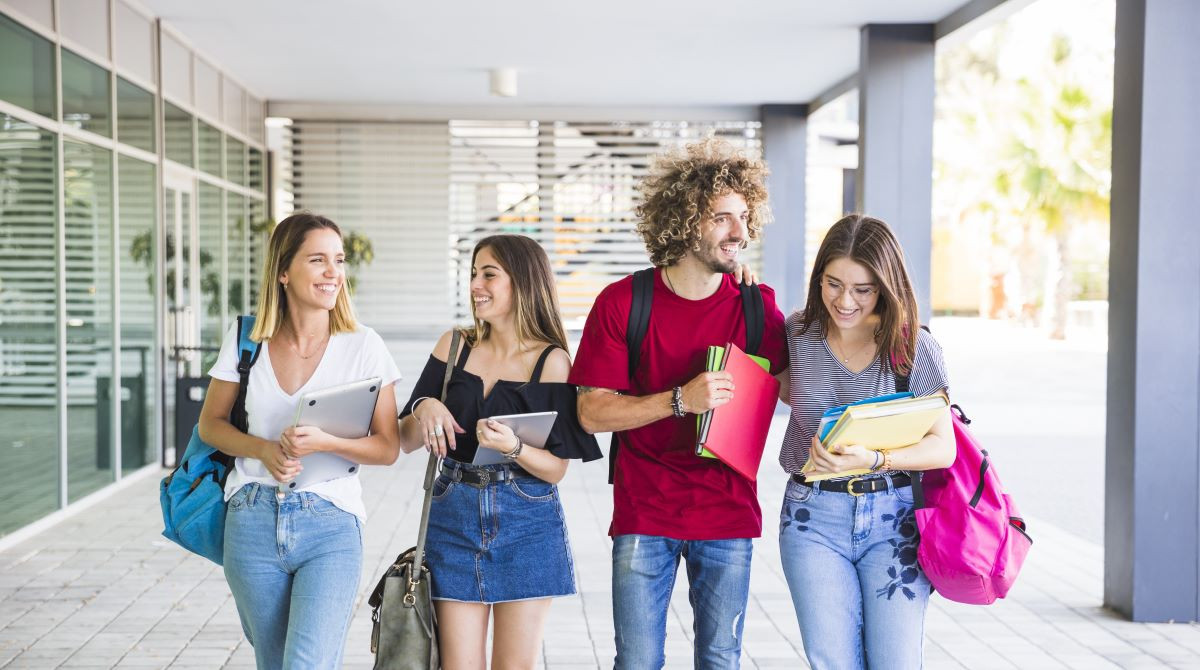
[199, 213, 402, 669]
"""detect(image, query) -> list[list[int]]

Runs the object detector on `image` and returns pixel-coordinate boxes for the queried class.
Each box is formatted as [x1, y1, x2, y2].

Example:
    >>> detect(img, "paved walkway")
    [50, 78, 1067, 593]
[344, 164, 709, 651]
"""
[2, 428, 1198, 669]
[2, 318, 1198, 668]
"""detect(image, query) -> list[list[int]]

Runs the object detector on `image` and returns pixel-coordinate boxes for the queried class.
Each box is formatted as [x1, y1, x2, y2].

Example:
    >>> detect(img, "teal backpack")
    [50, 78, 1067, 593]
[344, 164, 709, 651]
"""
[159, 315, 261, 565]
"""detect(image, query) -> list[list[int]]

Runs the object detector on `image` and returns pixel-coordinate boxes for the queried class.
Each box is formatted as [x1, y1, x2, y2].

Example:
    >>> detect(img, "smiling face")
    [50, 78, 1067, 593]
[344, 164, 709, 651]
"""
[692, 192, 750, 274]
[470, 246, 514, 324]
[820, 256, 881, 333]
[279, 227, 345, 313]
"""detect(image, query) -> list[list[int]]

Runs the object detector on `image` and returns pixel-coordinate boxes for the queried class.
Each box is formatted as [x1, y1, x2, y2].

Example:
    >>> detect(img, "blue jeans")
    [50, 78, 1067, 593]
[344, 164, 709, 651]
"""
[612, 534, 752, 670]
[778, 476, 931, 670]
[223, 484, 362, 670]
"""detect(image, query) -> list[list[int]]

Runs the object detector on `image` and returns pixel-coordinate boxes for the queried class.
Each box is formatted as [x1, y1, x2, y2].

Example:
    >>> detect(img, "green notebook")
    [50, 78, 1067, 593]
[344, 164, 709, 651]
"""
[695, 345, 771, 458]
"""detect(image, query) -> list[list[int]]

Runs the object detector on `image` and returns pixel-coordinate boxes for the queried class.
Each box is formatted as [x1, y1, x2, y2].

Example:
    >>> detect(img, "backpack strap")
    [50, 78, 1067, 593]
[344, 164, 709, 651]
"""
[608, 269, 656, 485]
[892, 324, 931, 508]
[229, 315, 263, 435]
[739, 281, 764, 356]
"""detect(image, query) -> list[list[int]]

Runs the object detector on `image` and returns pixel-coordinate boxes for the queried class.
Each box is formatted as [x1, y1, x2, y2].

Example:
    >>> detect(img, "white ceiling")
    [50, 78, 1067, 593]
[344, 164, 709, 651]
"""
[140, 0, 976, 109]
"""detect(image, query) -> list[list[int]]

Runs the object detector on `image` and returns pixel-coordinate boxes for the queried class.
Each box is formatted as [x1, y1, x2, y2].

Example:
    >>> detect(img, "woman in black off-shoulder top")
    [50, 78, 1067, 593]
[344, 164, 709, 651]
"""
[397, 234, 601, 669]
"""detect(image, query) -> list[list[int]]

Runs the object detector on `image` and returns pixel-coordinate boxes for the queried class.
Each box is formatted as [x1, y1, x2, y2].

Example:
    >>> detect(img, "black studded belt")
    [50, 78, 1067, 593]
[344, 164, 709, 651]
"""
[441, 463, 532, 487]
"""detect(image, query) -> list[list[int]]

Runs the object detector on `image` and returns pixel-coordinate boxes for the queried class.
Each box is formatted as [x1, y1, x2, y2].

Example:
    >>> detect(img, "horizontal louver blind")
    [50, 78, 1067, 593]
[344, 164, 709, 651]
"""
[284, 118, 761, 335]
[449, 120, 762, 328]
[287, 121, 453, 339]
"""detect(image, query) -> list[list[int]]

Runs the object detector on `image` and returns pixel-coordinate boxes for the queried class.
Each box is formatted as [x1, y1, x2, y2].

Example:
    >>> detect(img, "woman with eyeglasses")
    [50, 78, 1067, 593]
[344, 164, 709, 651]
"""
[775, 214, 955, 669]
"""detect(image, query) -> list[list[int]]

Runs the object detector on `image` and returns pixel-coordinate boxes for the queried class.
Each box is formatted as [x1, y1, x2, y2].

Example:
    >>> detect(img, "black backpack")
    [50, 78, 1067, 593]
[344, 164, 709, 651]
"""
[607, 268, 765, 484]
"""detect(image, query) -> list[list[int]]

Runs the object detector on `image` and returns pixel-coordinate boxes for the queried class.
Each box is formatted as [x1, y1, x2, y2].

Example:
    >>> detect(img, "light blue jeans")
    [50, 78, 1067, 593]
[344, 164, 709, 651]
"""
[612, 534, 752, 670]
[223, 484, 362, 670]
[778, 476, 931, 670]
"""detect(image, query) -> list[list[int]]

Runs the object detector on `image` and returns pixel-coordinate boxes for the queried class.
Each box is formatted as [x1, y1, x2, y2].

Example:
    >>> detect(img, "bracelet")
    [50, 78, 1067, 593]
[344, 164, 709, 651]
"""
[671, 386, 686, 418]
[503, 435, 523, 460]
[880, 451, 894, 472]
[870, 450, 883, 472]
[410, 396, 434, 415]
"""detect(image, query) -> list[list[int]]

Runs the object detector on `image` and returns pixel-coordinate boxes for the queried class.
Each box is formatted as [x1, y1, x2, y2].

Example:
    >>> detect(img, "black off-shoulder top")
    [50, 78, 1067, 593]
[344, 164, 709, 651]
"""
[400, 341, 603, 464]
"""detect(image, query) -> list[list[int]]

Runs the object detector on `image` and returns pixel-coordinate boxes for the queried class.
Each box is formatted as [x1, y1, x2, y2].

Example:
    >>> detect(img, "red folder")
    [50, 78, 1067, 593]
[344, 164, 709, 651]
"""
[701, 342, 780, 481]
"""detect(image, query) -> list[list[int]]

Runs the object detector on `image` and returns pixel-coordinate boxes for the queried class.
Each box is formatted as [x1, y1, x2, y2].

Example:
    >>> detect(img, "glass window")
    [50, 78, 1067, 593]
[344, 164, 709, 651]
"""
[63, 140, 115, 502]
[226, 136, 246, 187]
[62, 48, 112, 137]
[0, 12, 57, 118]
[198, 183, 224, 368]
[116, 77, 154, 153]
[164, 102, 193, 167]
[117, 156, 156, 472]
[227, 193, 248, 316]
[249, 147, 264, 192]
[0, 114, 59, 534]
[248, 197, 266, 308]
[198, 121, 223, 177]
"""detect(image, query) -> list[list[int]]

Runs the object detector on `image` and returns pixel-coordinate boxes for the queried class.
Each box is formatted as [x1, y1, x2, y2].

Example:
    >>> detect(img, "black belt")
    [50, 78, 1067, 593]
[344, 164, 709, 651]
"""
[791, 472, 912, 496]
[440, 463, 531, 487]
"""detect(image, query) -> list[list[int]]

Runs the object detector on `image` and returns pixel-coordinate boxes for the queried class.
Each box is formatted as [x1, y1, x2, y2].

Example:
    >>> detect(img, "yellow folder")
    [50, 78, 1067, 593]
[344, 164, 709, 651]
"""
[800, 395, 948, 482]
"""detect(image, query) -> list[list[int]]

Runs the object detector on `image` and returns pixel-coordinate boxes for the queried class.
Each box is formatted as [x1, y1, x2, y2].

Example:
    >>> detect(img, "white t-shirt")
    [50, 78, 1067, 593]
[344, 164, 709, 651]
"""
[208, 322, 401, 521]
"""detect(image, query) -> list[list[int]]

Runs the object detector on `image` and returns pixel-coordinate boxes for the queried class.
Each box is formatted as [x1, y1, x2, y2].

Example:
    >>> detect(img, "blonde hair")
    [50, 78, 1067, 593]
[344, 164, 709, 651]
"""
[466, 235, 568, 353]
[636, 138, 771, 266]
[250, 212, 358, 342]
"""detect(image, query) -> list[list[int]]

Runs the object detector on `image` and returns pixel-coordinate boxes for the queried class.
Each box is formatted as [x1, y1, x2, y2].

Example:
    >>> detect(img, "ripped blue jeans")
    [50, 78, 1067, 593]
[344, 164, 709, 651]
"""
[612, 534, 752, 669]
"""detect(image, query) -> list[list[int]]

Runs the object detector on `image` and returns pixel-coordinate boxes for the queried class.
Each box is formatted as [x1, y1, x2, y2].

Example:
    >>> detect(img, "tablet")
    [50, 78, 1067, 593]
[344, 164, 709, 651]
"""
[471, 411, 559, 466]
[282, 376, 382, 490]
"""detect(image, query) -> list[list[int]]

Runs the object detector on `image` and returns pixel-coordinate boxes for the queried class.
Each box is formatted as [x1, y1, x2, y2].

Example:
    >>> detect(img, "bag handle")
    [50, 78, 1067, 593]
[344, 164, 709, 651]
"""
[410, 329, 461, 585]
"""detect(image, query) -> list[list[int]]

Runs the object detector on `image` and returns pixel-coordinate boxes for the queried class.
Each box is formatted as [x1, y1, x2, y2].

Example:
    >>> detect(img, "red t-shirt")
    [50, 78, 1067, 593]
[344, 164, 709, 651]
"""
[569, 269, 788, 540]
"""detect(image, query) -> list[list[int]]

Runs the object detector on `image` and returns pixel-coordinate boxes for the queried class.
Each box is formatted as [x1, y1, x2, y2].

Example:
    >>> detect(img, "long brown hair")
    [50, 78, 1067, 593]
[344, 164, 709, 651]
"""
[466, 234, 568, 353]
[797, 214, 921, 374]
[250, 212, 358, 342]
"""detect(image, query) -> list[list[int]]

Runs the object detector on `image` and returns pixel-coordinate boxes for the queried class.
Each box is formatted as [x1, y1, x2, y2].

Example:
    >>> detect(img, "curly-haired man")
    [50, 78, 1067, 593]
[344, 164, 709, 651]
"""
[570, 139, 788, 668]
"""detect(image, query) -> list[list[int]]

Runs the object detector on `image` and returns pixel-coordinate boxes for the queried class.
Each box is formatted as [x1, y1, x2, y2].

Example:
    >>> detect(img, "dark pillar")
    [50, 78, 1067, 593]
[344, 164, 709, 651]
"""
[1105, 0, 1200, 623]
[760, 104, 808, 313]
[856, 24, 936, 319]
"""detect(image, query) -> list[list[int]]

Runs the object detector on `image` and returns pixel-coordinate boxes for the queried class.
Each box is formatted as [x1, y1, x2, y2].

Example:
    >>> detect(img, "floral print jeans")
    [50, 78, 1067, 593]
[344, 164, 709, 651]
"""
[778, 475, 932, 670]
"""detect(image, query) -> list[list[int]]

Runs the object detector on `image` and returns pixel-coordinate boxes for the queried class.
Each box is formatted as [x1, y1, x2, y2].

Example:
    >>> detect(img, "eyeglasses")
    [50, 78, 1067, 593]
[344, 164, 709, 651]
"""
[821, 277, 878, 303]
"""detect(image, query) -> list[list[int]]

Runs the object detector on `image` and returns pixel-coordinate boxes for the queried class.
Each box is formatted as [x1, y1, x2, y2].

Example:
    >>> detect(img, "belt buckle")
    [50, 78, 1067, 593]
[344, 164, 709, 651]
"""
[846, 476, 864, 496]
[476, 469, 491, 486]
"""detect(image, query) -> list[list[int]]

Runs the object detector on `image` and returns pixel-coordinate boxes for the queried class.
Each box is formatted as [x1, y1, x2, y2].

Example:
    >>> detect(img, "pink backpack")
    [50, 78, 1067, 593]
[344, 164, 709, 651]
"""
[910, 404, 1032, 604]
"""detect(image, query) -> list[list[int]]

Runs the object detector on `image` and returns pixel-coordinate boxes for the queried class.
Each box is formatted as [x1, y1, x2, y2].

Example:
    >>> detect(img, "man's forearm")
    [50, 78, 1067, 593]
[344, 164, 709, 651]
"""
[576, 388, 675, 434]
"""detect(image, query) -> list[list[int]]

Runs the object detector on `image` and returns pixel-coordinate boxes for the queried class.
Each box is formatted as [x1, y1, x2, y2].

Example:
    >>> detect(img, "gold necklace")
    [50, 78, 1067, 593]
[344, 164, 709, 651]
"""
[830, 332, 875, 364]
[286, 330, 329, 360]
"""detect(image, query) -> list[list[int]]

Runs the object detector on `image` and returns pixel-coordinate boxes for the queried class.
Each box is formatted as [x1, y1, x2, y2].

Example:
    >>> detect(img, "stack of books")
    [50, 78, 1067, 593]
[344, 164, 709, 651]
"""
[801, 393, 949, 481]
[694, 343, 780, 481]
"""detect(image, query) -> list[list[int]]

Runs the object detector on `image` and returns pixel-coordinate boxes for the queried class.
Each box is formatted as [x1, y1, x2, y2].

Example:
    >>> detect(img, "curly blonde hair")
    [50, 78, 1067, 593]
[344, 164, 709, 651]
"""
[635, 138, 771, 266]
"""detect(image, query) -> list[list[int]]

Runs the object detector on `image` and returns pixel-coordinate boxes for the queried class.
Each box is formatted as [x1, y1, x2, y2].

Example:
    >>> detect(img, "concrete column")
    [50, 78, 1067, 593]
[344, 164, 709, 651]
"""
[1105, 0, 1200, 623]
[855, 24, 936, 319]
[760, 104, 808, 313]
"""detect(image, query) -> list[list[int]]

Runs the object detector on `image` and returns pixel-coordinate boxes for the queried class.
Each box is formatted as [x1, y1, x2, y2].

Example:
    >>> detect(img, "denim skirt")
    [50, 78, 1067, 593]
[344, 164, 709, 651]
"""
[425, 463, 577, 603]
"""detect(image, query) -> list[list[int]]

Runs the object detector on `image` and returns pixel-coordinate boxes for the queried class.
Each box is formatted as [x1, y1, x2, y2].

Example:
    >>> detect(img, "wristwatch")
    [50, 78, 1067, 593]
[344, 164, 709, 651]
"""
[503, 435, 523, 460]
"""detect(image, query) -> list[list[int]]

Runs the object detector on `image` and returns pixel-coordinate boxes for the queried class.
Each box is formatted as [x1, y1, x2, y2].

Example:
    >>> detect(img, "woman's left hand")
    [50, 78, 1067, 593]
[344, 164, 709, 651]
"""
[280, 426, 333, 459]
[475, 418, 518, 453]
[807, 435, 874, 476]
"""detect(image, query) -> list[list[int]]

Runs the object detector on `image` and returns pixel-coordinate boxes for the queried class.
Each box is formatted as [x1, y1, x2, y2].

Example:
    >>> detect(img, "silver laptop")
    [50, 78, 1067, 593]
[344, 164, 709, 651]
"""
[471, 411, 559, 466]
[282, 376, 382, 490]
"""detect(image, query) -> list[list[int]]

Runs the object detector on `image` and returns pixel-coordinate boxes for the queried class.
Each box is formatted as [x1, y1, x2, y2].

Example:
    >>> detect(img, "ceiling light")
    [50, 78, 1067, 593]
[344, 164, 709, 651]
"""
[490, 68, 517, 97]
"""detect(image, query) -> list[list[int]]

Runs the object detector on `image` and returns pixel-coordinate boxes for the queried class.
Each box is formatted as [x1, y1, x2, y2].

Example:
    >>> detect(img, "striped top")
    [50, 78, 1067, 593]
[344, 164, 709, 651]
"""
[778, 311, 950, 476]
